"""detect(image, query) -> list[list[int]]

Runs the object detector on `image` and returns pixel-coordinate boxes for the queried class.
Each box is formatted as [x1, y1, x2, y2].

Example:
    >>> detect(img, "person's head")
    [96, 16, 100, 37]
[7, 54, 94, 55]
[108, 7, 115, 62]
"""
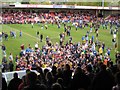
[52, 65, 57, 71]
[57, 68, 62, 73]
[26, 72, 37, 85]
[46, 72, 53, 81]
[44, 68, 49, 76]
[13, 72, 19, 78]
[100, 64, 106, 71]
[51, 83, 62, 90]
[10, 53, 12, 55]
[36, 67, 43, 74]
[65, 64, 70, 70]
[86, 64, 93, 72]
[22, 75, 27, 85]
[40, 84, 47, 90]
[109, 61, 113, 67]
[57, 78, 63, 86]
[26, 69, 31, 74]
[74, 66, 82, 75]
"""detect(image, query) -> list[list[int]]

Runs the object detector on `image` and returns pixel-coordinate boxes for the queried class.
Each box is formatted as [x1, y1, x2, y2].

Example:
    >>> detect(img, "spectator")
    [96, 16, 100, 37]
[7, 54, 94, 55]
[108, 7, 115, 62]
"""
[51, 65, 57, 78]
[62, 64, 72, 88]
[1, 44, 6, 56]
[116, 59, 120, 71]
[36, 67, 46, 84]
[40, 34, 43, 42]
[45, 72, 55, 88]
[39, 84, 47, 90]
[23, 72, 41, 90]
[35, 42, 39, 50]
[8, 53, 13, 61]
[2, 56, 7, 72]
[71, 66, 91, 90]
[18, 76, 27, 90]
[56, 68, 63, 79]
[91, 64, 115, 90]
[9, 60, 14, 71]
[2, 77, 7, 90]
[20, 44, 24, 50]
[57, 78, 65, 90]
[51, 83, 62, 90]
[36, 31, 39, 37]
[112, 72, 120, 90]
[20, 30, 22, 37]
[8, 72, 22, 90]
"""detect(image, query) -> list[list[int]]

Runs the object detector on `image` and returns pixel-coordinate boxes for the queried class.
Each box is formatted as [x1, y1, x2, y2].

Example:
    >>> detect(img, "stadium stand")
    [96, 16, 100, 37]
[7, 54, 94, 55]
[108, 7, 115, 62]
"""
[1, 3, 120, 90]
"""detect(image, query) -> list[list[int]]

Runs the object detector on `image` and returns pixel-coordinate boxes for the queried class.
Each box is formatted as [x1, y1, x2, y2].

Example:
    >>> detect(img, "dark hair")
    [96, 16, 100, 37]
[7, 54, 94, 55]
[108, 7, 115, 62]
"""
[86, 65, 93, 72]
[40, 84, 47, 90]
[65, 64, 70, 70]
[100, 64, 106, 71]
[52, 65, 57, 70]
[26, 72, 37, 84]
[26, 69, 31, 74]
[13, 72, 18, 78]
[57, 78, 63, 85]
[44, 68, 49, 76]
[51, 83, 62, 90]
[74, 66, 82, 75]
[22, 75, 27, 85]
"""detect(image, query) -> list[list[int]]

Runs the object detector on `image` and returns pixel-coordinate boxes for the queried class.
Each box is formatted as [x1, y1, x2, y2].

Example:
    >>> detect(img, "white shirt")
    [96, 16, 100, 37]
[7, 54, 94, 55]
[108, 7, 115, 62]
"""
[35, 43, 38, 48]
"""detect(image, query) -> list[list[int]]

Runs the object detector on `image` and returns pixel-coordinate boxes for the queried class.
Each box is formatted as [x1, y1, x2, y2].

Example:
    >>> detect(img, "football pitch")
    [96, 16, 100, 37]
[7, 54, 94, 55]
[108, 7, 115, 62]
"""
[0, 23, 118, 65]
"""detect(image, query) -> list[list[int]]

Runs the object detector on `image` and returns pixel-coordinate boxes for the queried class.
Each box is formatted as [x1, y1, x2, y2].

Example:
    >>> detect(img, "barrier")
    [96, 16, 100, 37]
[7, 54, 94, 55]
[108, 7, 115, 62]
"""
[13, 4, 119, 10]
[2, 67, 52, 84]
[2, 70, 32, 84]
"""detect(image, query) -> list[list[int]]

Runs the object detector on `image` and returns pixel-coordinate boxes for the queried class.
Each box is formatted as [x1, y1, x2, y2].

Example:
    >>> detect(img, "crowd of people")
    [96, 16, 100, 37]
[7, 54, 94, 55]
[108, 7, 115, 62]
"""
[2, 54, 120, 90]
[1, 10, 120, 90]
[2, 10, 92, 24]
[1, 10, 118, 25]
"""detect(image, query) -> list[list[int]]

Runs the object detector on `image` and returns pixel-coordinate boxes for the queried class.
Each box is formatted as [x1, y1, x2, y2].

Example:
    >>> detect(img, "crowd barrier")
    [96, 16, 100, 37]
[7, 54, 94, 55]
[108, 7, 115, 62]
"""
[2, 67, 52, 84]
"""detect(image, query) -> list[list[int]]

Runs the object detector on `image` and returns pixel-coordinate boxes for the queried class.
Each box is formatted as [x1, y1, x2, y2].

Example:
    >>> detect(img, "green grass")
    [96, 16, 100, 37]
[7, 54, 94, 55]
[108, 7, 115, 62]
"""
[0, 23, 118, 68]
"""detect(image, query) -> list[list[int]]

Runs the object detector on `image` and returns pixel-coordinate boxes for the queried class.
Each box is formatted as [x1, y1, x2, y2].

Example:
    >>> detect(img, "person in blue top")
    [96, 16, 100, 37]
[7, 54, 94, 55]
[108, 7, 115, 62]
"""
[82, 36, 85, 44]
[82, 36, 85, 41]
[107, 48, 111, 56]
[20, 30, 22, 37]
[92, 36, 94, 42]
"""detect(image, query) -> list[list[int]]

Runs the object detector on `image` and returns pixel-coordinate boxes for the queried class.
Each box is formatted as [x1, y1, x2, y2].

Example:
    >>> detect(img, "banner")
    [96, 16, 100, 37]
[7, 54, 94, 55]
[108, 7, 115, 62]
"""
[53, 5, 62, 8]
